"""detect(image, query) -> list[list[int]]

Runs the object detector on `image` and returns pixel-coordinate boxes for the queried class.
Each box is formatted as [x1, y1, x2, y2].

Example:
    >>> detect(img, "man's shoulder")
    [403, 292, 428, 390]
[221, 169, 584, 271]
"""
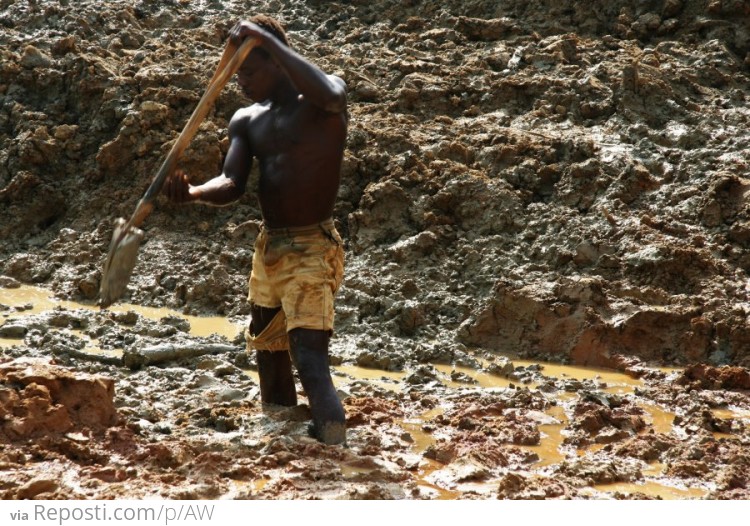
[304, 75, 347, 116]
[328, 74, 346, 91]
[231, 102, 271, 124]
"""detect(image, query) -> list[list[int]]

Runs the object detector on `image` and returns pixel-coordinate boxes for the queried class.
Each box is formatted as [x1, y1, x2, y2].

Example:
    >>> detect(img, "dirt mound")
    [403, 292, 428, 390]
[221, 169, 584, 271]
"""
[2, 0, 749, 367]
[677, 363, 750, 390]
[0, 358, 118, 439]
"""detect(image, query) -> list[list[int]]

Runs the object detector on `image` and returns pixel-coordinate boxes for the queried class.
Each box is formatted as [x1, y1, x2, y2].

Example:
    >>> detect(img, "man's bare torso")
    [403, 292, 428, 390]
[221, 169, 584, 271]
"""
[238, 91, 347, 228]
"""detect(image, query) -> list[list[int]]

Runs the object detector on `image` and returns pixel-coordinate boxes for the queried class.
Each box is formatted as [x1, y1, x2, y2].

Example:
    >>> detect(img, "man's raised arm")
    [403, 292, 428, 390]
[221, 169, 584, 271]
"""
[230, 21, 347, 114]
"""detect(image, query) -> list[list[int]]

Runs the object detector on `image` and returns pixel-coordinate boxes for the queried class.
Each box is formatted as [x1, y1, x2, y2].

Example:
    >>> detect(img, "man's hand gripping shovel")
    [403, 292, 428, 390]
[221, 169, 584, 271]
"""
[98, 37, 257, 308]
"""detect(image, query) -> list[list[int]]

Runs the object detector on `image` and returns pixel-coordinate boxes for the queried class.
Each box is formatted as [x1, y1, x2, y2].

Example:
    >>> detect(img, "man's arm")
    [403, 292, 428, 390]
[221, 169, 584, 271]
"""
[164, 112, 253, 206]
[231, 21, 347, 114]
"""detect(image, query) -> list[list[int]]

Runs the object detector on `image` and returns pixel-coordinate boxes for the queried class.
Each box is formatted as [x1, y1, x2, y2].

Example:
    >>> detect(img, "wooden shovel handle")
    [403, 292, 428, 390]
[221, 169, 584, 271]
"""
[206, 38, 241, 89]
[131, 37, 258, 221]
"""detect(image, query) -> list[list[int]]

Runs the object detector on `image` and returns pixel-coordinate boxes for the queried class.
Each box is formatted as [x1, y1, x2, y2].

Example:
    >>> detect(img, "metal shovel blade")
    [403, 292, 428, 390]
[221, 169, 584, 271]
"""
[98, 218, 144, 308]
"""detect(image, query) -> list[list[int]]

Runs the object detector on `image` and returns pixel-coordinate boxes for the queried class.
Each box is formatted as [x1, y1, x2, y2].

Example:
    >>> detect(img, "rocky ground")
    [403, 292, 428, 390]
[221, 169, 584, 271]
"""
[1, 0, 750, 499]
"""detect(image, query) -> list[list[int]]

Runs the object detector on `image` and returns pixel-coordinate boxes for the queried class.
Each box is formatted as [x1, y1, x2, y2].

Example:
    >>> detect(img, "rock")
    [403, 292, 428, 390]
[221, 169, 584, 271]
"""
[450, 370, 477, 384]
[216, 387, 247, 402]
[0, 276, 21, 288]
[77, 272, 99, 300]
[20, 45, 52, 68]
[487, 357, 515, 377]
[16, 478, 59, 499]
[405, 365, 441, 385]
[424, 442, 457, 464]
[111, 311, 139, 325]
[353, 81, 382, 102]
[0, 324, 27, 338]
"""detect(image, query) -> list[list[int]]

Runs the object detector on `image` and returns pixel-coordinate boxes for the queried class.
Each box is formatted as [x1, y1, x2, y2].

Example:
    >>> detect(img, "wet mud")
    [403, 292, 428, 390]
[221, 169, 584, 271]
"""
[1, 0, 750, 500]
[2, 286, 749, 499]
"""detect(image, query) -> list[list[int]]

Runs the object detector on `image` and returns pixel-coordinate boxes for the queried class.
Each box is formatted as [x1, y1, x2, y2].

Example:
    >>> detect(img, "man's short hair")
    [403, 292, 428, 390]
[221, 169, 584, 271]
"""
[249, 14, 289, 47]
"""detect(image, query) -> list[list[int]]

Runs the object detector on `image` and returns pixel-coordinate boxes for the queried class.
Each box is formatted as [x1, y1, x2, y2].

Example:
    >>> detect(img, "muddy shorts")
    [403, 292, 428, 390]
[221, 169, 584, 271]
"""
[245, 219, 344, 352]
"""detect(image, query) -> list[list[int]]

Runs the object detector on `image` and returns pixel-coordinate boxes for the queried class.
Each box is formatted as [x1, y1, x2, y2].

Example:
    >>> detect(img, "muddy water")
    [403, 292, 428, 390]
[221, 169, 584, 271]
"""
[67, 328, 125, 360]
[334, 364, 405, 391]
[0, 285, 745, 500]
[711, 407, 750, 422]
[0, 285, 244, 344]
[590, 481, 708, 500]
[711, 407, 750, 441]
[643, 404, 677, 435]
[514, 360, 645, 395]
[526, 404, 569, 466]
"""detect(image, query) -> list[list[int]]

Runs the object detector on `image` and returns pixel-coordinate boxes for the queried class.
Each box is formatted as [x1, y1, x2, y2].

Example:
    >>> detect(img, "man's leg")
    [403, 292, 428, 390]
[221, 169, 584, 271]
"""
[288, 328, 346, 445]
[251, 304, 297, 406]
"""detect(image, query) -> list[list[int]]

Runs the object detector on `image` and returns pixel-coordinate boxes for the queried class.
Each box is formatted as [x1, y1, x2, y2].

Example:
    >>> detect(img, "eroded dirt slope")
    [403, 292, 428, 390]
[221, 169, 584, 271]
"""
[2, 0, 749, 367]
[1, 0, 750, 501]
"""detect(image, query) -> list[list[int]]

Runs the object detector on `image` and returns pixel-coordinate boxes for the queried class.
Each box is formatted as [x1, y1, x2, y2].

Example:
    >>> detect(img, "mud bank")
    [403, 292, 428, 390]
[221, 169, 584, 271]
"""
[1, 0, 749, 366]
[1, 0, 750, 500]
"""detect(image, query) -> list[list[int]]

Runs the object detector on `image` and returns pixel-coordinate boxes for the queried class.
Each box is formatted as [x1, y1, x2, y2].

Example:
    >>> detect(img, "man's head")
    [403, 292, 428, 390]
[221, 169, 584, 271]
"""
[249, 14, 289, 50]
[235, 16, 289, 101]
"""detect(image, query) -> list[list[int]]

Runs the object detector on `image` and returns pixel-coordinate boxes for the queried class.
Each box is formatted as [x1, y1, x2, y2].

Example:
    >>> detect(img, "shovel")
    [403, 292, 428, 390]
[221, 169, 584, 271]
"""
[98, 37, 257, 308]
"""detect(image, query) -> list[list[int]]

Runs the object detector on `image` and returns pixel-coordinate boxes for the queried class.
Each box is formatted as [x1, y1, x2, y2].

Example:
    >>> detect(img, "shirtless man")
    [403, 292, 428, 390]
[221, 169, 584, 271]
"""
[164, 15, 348, 445]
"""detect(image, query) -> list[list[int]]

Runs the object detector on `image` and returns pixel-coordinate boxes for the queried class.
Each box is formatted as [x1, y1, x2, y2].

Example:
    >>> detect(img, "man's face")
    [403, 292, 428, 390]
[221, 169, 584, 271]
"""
[236, 51, 273, 101]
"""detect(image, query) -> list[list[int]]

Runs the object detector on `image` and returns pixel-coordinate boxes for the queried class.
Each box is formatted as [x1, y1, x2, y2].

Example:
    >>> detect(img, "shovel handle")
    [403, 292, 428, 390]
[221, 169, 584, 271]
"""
[206, 38, 241, 89]
[128, 37, 258, 226]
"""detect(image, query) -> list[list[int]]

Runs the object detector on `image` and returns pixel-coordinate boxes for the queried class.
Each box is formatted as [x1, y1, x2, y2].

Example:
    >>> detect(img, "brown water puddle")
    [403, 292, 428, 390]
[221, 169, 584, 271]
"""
[398, 407, 463, 499]
[242, 368, 260, 384]
[225, 478, 269, 498]
[514, 359, 645, 395]
[0, 285, 243, 342]
[0, 336, 22, 348]
[580, 455, 709, 500]
[435, 358, 645, 395]
[524, 405, 569, 466]
[710, 407, 750, 440]
[334, 364, 405, 391]
[417, 464, 463, 500]
[434, 363, 518, 389]
[591, 480, 708, 500]
[68, 328, 125, 360]
[401, 407, 445, 451]
[642, 404, 676, 434]
[711, 407, 750, 421]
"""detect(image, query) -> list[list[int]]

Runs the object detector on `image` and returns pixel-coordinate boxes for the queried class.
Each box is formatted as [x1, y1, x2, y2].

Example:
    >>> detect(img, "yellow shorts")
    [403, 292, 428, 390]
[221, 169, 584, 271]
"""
[245, 219, 344, 352]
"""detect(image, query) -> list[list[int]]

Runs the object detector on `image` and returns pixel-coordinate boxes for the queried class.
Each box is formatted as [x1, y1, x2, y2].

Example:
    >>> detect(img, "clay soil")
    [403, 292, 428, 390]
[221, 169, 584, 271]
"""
[1, 0, 750, 500]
